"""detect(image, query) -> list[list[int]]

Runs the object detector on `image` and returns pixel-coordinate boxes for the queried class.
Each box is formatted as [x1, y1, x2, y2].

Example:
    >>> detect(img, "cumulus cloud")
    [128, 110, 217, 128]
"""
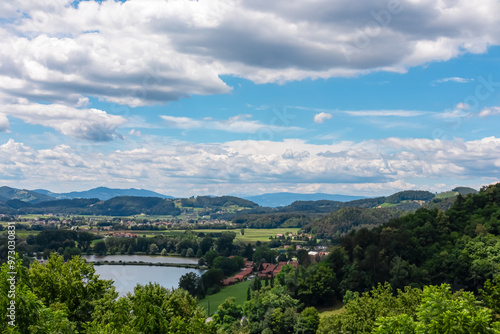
[479, 106, 500, 117]
[1, 136, 499, 196]
[314, 112, 332, 124]
[0, 0, 498, 108]
[0, 103, 126, 141]
[160, 114, 301, 133]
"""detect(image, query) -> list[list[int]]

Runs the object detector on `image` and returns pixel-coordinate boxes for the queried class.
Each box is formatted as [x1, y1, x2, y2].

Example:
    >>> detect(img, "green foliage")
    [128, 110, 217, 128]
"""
[0, 257, 76, 334]
[179, 272, 201, 297]
[295, 307, 320, 334]
[212, 297, 242, 331]
[303, 207, 401, 238]
[318, 282, 422, 334]
[297, 265, 337, 307]
[88, 283, 212, 334]
[374, 284, 499, 334]
[481, 274, 500, 316]
[28, 254, 114, 331]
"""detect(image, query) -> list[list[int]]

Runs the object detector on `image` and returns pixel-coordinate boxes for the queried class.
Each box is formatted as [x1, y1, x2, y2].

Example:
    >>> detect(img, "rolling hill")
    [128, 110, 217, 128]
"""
[0, 186, 54, 204]
[33, 187, 174, 201]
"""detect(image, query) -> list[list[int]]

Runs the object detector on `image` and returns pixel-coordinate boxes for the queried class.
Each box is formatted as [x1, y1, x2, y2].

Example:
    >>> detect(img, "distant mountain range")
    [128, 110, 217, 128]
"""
[33, 187, 174, 201]
[0, 186, 53, 204]
[241, 192, 366, 207]
[0, 185, 479, 219]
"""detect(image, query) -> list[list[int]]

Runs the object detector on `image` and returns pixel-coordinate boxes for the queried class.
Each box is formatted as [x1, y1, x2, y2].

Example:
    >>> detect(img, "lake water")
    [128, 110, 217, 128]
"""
[82, 255, 203, 296]
[82, 254, 199, 264]
[92, 264, 205, 296]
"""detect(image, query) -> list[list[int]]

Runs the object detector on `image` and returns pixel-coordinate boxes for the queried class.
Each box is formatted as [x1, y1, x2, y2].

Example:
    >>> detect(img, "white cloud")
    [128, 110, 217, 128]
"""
[0, 113, 9, 132]
[1, 136, 499, 196]
[434, 109, 470, 119]
[160, 114, 301, 134]
[291, 106, 429, 117]
[128, 129, 142, 137]
[344, 110, 428, 117]
[0, 103, 126, 141]
[434, 77, 473, 84]
[434, 103, 472, 119]
[479, 106, 500, 117]
[313, 112, 332, 124]
[0, 0, 498, 108]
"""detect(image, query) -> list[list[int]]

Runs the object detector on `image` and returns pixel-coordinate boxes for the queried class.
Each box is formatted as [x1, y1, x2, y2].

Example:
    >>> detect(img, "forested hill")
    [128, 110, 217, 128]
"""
[0, 195, 259, 216]
[302, 207, 402, 238]
[327, 183, 500, 294]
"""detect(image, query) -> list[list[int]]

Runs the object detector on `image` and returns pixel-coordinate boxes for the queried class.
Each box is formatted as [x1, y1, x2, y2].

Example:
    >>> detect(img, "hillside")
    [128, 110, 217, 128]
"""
[302, 207, 402, 237]
[33, 186, 174, 200]
[0, 186, 54, 204]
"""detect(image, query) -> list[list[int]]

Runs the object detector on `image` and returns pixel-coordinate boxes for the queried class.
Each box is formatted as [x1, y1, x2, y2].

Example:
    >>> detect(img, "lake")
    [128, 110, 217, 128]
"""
[93, 265, 205, 296]
[82, 255, 203, 296]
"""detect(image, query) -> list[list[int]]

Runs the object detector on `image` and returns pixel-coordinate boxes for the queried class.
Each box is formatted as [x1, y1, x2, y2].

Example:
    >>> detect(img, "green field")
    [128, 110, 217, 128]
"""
[198, 280, 251, 316]
[192, 228, 300, 243]
[0, 227, 301, 245]
[435, 191, 458, 199]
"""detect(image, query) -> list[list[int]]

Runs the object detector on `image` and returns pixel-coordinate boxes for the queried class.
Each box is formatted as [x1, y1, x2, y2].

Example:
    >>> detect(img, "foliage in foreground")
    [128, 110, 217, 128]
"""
[318, 282, 500, 334]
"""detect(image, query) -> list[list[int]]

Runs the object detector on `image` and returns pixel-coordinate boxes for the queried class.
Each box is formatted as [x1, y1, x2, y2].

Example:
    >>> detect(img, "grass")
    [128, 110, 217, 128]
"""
[0, 230, 40, 238]
[198, 280, 251, 316]
[379, 202, 398, 208]
[317, 302, 345, 318]
[435, 191, 458, 199]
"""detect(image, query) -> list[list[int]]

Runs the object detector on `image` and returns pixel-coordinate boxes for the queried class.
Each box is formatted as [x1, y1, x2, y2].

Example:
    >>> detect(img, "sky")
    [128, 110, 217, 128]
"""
[0, 0, 499, 197]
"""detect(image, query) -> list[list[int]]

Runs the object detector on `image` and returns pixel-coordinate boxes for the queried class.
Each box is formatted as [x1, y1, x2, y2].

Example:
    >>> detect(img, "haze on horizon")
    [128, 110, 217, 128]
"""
[0, 0, 499, 197]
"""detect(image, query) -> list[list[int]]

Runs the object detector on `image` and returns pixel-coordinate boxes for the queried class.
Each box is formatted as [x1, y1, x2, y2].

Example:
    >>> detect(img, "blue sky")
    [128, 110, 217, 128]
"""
[0, 0, 499, 197]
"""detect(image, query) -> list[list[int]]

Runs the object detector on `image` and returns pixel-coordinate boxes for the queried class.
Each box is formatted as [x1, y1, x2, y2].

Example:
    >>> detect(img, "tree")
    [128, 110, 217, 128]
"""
[201, 268, 224, 292]
[186, 247, 195, 257]
[128, 283, 209, 334]
[212, 297, 242, 330]
[94, 241, 107, 255]
[149, 243, 159, 254]
[204, 250, 219, 268]
[179, 272, 200, 297]
[251, 276, 262, 291]
[28, 254, 114, 332]
[374, 284, 499, 334]
[0, 256, 76, 334]
[216, 232, 236, 255]
[213, 256, 238, 276]
[295, 307, 320, 334]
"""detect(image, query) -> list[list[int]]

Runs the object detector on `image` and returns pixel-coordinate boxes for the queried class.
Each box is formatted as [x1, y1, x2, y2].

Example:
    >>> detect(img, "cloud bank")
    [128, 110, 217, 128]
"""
[1, 136, 499, 196]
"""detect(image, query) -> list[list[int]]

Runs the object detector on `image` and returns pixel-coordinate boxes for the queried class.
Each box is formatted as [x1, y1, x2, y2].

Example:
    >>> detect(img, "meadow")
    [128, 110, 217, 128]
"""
[198, 280, 251, 316]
